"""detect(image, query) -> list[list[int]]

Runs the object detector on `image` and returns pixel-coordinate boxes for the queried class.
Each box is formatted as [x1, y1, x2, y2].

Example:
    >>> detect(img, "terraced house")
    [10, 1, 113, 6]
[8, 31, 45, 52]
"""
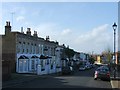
[2, 21, 62, 75]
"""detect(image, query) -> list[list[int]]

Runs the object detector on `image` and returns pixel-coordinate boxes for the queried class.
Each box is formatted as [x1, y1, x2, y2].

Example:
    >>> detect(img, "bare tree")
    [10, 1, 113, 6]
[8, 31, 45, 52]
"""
[102, 47, 112, 64]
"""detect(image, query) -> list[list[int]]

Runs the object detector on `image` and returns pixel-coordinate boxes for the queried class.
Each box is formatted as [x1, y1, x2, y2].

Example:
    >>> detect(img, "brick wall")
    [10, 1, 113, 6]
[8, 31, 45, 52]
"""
[2, 33, 16, 73]
[2, 53, 16, 72]
[2, 60, 11, 81]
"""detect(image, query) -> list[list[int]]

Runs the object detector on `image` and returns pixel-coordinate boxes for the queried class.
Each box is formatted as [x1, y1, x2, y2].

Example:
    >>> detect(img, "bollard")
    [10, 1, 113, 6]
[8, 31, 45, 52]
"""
[37, 65, 42, 75]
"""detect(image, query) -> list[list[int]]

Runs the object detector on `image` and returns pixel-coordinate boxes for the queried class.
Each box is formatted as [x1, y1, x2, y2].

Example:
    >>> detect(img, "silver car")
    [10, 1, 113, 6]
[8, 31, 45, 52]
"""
[79, 65, 86, 71]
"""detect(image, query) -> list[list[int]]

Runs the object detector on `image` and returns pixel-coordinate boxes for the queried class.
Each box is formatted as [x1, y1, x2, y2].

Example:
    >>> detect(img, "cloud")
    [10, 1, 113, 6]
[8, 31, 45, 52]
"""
[61, 29, 72, 36]
[2, 5, 26, 16]
[33, 22, 60, 39]
[74, 24, 112, 54]
[15, 22, 112, 54]
[10, 6, 26, 15]
[16, 16, 25, 22]
[32, 23, 74, 46]
[31, 9, 42, 16]
[75, 24, 109, 44]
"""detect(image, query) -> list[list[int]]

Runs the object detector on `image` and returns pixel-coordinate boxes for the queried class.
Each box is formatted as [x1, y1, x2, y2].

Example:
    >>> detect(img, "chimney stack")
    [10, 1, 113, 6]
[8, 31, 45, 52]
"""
[33, 31, 38, 37]
[21, 27, 24, 33]
[26, 28, 31, 35]
[46, 36, 50, 41]
[5, 21, 11, 35]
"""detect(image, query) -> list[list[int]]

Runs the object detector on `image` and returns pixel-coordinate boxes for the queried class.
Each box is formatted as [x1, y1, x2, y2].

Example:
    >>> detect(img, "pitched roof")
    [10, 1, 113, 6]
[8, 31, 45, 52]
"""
[18, 55, 29, 59]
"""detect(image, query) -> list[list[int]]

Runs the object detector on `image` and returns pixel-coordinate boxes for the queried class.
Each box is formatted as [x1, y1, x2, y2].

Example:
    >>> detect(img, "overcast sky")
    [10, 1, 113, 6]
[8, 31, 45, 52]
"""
[1, 1, 118, 54]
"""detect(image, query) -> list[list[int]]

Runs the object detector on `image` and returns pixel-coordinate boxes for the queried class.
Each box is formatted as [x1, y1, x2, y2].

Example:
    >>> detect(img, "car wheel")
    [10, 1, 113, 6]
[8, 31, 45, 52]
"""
[107, 78, 110, 81]
[94, 78, 97, 80]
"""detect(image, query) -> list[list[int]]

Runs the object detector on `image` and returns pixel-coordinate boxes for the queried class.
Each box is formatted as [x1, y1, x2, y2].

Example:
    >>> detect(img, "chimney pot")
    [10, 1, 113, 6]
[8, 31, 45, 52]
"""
[27, 28, 31, 31]
[26, 28, 31, 35]
[8, 21, 10, 26]
[6, 22, 8, 26]
[6, 21, 10, 26]
[21, 27, 24, 33]
[46, 36, 50, 41]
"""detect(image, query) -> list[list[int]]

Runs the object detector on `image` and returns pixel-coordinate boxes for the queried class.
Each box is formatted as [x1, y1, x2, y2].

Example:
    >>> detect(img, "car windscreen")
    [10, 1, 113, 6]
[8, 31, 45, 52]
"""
[101, 68, 109, 71]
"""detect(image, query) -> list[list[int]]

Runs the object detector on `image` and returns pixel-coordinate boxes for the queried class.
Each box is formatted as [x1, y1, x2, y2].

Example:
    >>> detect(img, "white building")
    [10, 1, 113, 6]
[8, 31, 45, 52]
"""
[2, 21, 62, 75]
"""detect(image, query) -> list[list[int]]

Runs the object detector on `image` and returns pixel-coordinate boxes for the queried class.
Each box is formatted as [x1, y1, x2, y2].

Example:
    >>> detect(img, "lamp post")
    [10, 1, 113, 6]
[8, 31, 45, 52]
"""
[112, 22, 117, 79]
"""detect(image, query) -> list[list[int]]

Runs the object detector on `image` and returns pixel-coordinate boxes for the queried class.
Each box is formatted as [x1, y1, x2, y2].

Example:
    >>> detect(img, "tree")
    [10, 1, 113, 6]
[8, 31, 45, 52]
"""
[89, 56, 95, 64]
[64, 46, 75, 60]
[102, 47, 112, 64]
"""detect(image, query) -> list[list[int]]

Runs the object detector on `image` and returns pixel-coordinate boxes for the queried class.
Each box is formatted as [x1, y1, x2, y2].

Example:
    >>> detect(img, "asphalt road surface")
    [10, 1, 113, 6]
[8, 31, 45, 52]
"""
[7, 67, 112, 89]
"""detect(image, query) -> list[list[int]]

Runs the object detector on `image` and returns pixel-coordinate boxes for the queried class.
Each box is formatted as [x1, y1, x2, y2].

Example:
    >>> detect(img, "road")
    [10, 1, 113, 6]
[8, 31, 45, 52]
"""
[8, 67, 112, 88]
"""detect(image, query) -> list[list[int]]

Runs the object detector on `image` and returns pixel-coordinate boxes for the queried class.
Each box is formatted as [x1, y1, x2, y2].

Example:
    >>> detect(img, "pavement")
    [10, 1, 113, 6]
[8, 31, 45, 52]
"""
[2, 73, 58, 88]
[110, 71, 120, 89]
[110, 78, 120, 88]
[2, 71, 120, 89]
[2, 73, 39, 88]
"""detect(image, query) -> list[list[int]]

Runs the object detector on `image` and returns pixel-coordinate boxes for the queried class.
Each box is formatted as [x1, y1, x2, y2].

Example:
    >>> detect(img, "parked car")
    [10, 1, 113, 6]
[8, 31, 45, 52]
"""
[85, 65, 90, 70]
[92, 64, 96, 68]
[79, 65, 86, 71]
[94, 66, 110, 81]
[90, 64, 94, 68]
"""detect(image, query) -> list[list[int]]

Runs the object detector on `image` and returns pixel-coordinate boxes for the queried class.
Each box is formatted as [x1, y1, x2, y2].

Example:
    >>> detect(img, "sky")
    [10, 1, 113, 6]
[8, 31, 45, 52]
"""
[1, 1, 118, 54]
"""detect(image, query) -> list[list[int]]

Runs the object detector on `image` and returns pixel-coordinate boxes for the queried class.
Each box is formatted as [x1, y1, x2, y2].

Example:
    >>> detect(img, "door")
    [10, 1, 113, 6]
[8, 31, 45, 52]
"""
[18, 59, 28, 73]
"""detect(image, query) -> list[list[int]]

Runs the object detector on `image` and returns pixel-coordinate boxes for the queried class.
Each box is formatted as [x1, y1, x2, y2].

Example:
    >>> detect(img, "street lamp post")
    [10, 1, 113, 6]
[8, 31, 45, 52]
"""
[112, 22, 117, 79]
